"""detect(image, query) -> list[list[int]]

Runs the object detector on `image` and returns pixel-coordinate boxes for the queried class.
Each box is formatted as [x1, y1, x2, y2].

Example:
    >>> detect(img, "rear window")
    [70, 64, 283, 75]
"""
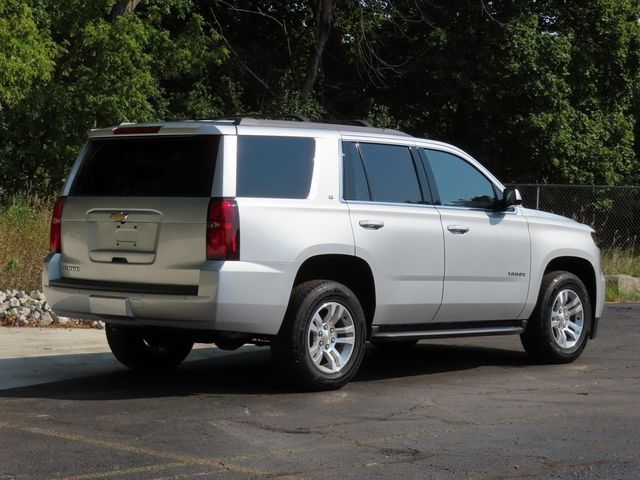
[70, 136, 219, 197]
[357, 143, 423, 204]
[236, 136, 315, 199]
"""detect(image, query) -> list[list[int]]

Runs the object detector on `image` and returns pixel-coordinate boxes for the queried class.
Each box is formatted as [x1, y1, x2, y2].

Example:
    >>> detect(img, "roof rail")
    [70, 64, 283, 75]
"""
[211, 114, 310, 124]
[209, 115, 379, 128]
[314, 119, 373, 127]
[198, 115, 408, 136]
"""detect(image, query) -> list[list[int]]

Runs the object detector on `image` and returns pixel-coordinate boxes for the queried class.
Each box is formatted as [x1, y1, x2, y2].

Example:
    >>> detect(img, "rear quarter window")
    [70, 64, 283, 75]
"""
[236, 136, 315, 199]
[70, 136, 219, 197]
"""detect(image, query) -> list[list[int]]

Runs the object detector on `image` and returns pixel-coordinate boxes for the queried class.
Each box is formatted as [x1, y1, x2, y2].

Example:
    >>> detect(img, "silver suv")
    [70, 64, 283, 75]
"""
[43, 118, 605, 390]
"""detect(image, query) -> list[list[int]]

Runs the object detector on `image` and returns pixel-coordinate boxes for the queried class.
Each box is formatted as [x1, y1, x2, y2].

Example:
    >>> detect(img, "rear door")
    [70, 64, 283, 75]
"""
[343, 140, 444, 326]
[60, 134, 220, 288]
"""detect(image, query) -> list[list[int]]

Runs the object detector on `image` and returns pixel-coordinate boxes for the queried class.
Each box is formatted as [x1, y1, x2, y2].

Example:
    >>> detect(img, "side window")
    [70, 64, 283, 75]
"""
[342, 142, 370, 201]
[236, 136, 315, 199]
[358, 143, 422, 204]
[424, 149, 498, 209]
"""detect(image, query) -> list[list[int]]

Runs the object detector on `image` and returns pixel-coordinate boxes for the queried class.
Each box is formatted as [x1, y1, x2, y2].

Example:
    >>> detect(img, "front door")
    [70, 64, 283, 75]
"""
[420, 148, 530, 323]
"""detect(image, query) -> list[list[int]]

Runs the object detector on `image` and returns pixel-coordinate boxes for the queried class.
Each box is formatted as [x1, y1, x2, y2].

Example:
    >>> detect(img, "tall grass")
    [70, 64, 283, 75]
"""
[0, 196, 52, 292]
[601, 247, 640, 278]
[602, 247, 640, 301]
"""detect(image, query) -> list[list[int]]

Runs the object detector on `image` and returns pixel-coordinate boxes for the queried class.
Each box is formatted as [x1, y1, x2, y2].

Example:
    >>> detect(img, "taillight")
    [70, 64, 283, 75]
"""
[206, 198, 239, 260]
[50, 196, 65, 253]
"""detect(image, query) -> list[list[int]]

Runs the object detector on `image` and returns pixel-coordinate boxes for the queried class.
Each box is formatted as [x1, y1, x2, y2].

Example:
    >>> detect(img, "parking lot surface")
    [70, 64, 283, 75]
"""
[0, 303, 638, 480]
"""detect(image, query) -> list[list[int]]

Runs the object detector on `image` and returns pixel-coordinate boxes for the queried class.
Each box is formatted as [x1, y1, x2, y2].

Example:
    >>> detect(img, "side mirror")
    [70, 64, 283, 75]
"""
[499, 188, 522, 210]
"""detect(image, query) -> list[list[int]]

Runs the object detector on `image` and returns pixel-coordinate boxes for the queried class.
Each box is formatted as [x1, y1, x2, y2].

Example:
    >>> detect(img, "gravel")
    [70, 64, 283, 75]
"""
[0, 289, 104, 329]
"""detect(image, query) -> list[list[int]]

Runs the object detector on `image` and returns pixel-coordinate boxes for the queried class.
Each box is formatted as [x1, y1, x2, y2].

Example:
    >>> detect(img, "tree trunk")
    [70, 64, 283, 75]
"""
[111, 0, 142, 19]
[300, 0, 334, 100]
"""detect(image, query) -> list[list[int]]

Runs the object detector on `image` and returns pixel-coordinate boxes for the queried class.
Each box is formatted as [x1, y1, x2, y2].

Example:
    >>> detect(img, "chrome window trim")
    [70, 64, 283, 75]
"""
[339, 138, 426, 205]
[343, 199, 440, 210]
[338, 137, 517, 216]
[435, 204, 520, 215]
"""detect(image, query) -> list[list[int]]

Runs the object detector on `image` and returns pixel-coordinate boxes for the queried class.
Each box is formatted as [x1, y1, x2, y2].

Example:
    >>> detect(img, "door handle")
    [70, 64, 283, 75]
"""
[447, 225, 469, 234]
[359, 220, 384, 230]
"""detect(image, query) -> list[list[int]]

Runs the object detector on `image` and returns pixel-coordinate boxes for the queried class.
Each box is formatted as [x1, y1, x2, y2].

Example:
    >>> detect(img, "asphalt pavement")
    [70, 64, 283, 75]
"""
[0, 303, 638, 480]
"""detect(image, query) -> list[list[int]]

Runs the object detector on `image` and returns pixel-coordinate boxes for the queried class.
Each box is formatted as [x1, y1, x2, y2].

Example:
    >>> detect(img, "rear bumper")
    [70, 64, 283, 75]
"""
[43, 253, 295, 335]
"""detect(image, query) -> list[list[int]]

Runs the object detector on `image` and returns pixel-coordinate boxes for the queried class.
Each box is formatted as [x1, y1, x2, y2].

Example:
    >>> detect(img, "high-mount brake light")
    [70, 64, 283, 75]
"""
[112, 126, 162, 135]
[50, 197, 66, 253]
[206, 198, 239, 261]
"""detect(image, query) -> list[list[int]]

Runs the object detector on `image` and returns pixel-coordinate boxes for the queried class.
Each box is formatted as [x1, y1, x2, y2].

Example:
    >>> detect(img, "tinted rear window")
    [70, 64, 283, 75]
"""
[70, 136, 219, 197]
[236, 136, 315, 199]
[358, 143, 423, 204]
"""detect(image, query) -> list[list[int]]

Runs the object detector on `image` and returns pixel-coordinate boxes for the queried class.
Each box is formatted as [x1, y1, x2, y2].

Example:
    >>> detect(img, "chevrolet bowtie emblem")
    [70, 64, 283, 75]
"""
[111, 212, 128, 223]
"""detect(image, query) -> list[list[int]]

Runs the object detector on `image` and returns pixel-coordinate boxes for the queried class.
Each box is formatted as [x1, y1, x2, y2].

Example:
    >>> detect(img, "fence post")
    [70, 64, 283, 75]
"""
[536, 186, 540, 210]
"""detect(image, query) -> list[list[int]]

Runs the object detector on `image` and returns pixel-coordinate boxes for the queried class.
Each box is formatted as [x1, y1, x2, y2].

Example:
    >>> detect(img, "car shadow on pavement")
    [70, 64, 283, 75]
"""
[0, 343, 531, 400]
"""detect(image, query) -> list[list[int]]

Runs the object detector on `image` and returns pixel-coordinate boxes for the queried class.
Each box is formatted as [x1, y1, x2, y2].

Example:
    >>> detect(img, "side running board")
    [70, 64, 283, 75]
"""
[370, 320, 526, 342]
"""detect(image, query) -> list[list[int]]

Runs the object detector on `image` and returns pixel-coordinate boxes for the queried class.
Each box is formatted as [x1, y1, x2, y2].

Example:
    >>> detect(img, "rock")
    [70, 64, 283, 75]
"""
[49, 310, 60, 323]
[606, 275, 640, 295]
[18, 297, 28, 305]
[8, 308, 19, 317]
[38, 312, 53, 326]
[57, 316, 70, 325]
[9, 298, 20, 308]
[16, 291, 25, 299]
[18, 307, 31, 317]
[0, 292, 5, 303]
[31, 310, 41, 320]
[17, 315, 28, 326]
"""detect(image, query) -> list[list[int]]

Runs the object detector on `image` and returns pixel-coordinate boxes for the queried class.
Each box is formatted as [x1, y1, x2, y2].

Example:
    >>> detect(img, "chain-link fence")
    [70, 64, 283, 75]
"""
[506, 184, 640, 251]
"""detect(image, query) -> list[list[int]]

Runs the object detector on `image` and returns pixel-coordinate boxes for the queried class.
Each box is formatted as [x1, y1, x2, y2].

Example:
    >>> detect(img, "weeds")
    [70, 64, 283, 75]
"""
[600, 247, 640, 301]
[0, 195, 52, 292]
[601, 247, 640, 278]
[606, 282, 640, 302]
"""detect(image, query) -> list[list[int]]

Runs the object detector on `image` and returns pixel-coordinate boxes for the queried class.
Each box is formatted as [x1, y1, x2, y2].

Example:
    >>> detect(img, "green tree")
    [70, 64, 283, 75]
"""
[0, 0, 228, 194]
[356, 0, 640, 185]
[0, 0, 55, 111]
[1, 1, 640, 195]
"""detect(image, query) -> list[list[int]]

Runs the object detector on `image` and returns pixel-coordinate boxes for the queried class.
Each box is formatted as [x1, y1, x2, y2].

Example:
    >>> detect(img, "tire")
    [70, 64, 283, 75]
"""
[521, 271, 592, 364]
[106, 325, 194, 371]
[370, 339, 418, 349]
[271, 280, 367, 391]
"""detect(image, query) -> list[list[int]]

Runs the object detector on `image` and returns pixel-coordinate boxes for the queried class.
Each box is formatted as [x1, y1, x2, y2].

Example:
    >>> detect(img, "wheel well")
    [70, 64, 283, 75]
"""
[294, 255, 376, 333]
[544, 256, 597, 315]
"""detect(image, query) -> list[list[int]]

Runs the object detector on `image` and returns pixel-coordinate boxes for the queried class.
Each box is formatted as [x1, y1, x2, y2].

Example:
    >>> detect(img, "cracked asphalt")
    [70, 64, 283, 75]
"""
[0, 303, 638, 480]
